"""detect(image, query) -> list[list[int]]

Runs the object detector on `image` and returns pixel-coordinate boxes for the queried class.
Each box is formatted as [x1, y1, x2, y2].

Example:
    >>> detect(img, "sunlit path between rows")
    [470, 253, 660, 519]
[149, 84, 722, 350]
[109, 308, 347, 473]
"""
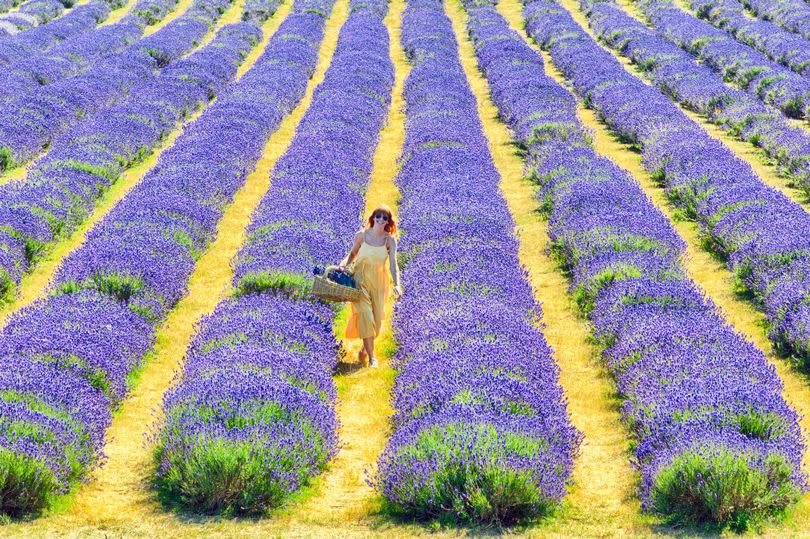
[279, 0, 406, 530]
[497, 0, 810, 533]
[0, 0, 269, 329]
[2, 0, 352, 535]
[446, 0, 660, 536]
[100, 0, 140, 26]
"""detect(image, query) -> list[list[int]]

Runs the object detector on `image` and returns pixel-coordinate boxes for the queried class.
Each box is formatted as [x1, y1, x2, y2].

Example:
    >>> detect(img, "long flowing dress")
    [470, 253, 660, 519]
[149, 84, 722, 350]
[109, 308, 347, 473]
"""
[346, 239, 389, 340]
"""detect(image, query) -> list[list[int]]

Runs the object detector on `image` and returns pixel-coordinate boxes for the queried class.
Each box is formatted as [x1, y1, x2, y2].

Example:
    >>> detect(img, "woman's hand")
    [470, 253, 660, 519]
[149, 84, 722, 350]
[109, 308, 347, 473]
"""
[393, 285, 404, 298]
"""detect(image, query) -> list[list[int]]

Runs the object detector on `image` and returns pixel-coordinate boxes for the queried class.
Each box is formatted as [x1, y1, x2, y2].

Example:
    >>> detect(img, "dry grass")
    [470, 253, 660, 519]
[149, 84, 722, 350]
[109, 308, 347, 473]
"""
[100, 0, 140, 26]
[0, 0, 254, 330]
[143, 0, 197, 36]
[283, 0, 407, 528]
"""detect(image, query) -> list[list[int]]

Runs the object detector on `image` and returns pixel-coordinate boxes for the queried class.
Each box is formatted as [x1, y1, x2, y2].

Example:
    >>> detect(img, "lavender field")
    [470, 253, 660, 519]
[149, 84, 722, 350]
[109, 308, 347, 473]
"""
[5, 0, 810, 534]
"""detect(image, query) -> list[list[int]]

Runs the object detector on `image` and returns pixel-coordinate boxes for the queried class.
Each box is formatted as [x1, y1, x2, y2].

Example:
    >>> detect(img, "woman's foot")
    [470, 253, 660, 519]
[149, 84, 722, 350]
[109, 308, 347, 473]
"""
[368, 357, 378, 368]
[358, 348, 367, 364]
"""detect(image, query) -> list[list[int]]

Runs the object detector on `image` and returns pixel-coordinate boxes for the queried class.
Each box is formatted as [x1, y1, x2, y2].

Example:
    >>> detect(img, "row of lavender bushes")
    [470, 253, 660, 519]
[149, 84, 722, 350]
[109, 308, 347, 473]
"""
[0, 0, 79, 37]
[523, 0, 810, 376]
[0, 0, 113, 51]
[463, 0, 806, 528]
[634, 0, 810, 120]
[737, 0, 810, 43]
[152, 0, 395, 513]
[685, 0, 810, 76]
[0, 0, 181, 103]
[0, 0, 232, 173]
[0, 0, 329, 516]
[582, 2, 810, 192]
[371, 0, 580, 525]
[0, 0, 274, 305]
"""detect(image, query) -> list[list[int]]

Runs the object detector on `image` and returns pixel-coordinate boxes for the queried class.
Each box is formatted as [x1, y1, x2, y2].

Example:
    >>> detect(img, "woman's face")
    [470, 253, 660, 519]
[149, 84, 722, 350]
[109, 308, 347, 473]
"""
[372, 212, 389, 230]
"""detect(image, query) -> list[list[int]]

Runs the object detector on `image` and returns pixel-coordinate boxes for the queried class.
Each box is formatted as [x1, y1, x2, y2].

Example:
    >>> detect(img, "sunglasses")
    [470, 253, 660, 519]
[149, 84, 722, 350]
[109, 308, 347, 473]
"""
[374, 213, 389, 221]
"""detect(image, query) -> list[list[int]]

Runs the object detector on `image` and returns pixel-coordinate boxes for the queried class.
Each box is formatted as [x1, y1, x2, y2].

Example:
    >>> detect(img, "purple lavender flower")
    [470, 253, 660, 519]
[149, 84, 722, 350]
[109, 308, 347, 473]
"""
[371, 0, 580, 525]
[472, 0, 807, 525]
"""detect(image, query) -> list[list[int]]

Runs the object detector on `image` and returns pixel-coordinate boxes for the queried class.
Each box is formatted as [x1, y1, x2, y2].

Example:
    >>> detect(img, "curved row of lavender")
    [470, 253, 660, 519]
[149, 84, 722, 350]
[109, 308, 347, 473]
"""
[582, 2, 810, 193]
[0, 0, 259, 303]
[0, 9, 271, 516]
[0, 0, 76, 37]
[524, 0, 810, 375]
[685, 0, 810, 76]
[0, 0, 231, 173]
[0, 0, 111, 61]
[371, 0, 580, 525]
[153, 0, 394, 514]
[0, 0, 23, 14]
[0, 0, 187, 103]
[634, 0, 810, 121]
[463, 0, 806, 526]
[740, 0, 810, 43]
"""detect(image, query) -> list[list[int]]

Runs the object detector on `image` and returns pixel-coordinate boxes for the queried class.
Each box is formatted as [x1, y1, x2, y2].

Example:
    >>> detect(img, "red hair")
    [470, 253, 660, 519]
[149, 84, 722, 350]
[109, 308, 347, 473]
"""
[366, 205, 397, 235]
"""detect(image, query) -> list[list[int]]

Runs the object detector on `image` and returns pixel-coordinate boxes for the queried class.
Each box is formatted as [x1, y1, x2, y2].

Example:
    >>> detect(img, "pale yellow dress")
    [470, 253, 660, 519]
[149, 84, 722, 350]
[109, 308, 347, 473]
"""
[346, 238, 390, 340]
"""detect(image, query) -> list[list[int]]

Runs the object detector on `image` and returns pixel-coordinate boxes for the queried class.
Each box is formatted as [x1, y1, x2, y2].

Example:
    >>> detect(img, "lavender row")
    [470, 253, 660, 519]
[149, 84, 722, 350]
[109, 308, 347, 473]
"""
[525, 0, 810, 370]
[370, 0, 579, 525]
[0, 0, 187, 102]
[0, 0, 22, 14]
[740, 0, 810, 43]
[686, 0, 810, 76]
[0, 0, 334, 515]
[0, 0, 73, 37]
[0, 0, 112, 55]
[0, 0, 225, 173]
[635, 0, 810, 120]
[464, 0, 806, 525]
[583, 2, 810, 192]
[0, 0, 245, 303]
[154, 0, 393, 514]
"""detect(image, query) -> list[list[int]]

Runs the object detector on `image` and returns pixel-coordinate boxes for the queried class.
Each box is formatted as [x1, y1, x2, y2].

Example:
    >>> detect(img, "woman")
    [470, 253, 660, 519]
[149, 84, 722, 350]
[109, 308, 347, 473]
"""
[339, 205, 403, 367]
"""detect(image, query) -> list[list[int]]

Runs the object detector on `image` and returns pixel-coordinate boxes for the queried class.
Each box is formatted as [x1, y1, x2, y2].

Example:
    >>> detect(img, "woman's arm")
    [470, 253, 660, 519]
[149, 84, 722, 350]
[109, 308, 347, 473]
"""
[339, 231, 364, 269]
[388, 236, 403, 297]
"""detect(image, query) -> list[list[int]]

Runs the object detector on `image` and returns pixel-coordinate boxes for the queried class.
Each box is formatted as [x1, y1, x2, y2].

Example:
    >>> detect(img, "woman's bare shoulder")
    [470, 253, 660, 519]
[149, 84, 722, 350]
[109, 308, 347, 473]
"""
[385, 234, 397, 248]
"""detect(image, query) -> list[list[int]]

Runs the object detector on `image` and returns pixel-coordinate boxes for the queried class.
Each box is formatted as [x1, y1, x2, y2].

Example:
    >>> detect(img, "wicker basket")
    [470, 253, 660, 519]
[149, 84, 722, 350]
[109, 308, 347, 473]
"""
[312, 266, 363, 303]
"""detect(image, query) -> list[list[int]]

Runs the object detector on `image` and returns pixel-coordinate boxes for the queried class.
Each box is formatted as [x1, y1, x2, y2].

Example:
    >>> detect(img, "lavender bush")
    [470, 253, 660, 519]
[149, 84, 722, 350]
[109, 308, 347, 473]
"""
[0, 0, 272, 308]
[0, 0, 234, 174]
[0, 0, 337, 513]
[635, 0, 810, 120]
[462, 0, 806, 527]
[582, 1, 810, 192]
[371, 0, 580, 525]
[524, 0, 810, 386]
[686, 0, 810, 76]
[739, 0, 810, 43]
[0, 0, 110, 50]
[0, 0, 190, 102]
[153, 0, 394, 513]
[0, 0, 72, 37]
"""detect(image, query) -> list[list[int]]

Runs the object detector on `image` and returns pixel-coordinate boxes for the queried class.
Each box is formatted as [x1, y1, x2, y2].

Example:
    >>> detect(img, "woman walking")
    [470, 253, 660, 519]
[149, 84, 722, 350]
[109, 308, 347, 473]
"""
[339, 205, 403, 367]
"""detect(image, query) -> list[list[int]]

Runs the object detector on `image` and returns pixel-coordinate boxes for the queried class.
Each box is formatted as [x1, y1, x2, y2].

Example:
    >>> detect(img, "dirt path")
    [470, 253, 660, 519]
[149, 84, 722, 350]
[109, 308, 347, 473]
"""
[283, 0, 406, 529]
